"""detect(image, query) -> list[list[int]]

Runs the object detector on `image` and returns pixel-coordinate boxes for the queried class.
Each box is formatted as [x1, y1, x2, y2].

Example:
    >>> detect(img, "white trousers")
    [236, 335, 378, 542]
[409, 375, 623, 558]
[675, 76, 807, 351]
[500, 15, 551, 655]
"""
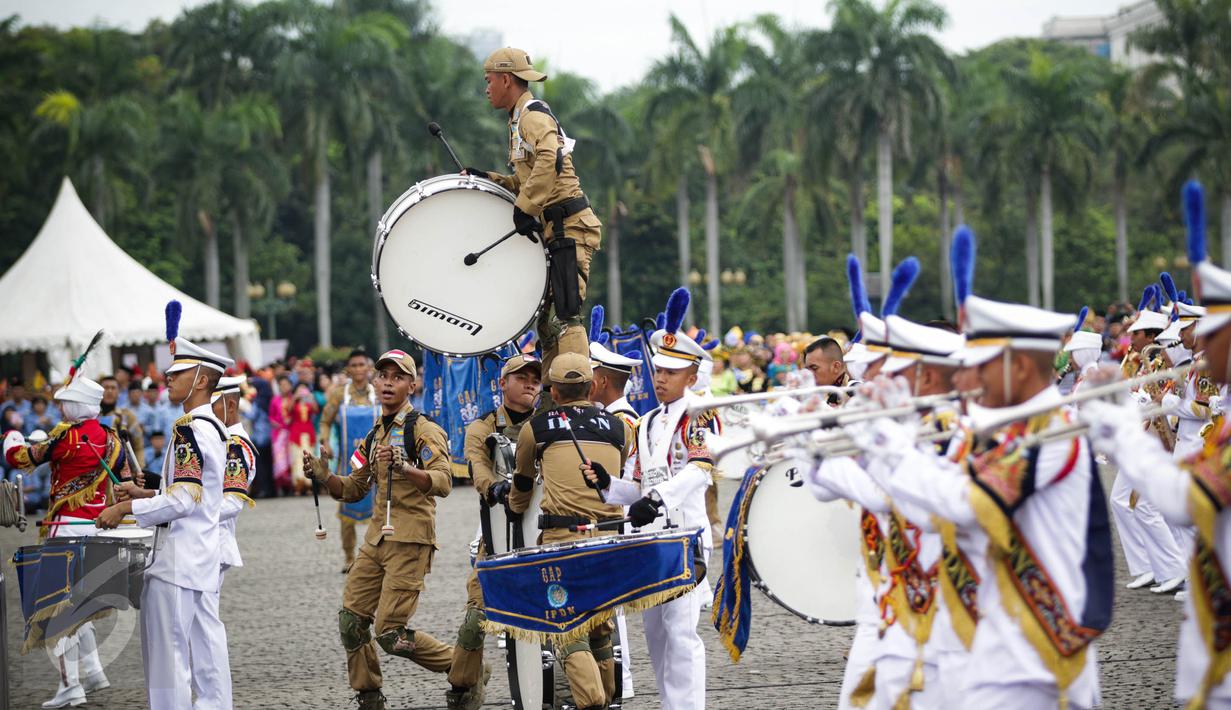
[839, 622, 879, 710]
[190, 570, 233, 710]
[935, 649, 970, 708]
[1134, 497, 1187, 580]
[962, 682, 1093, 710]
[873, 656, 940, 710]
[642, 587, 706, 710]
[141, 576, 200, 710]
[615, 610, 635, 698]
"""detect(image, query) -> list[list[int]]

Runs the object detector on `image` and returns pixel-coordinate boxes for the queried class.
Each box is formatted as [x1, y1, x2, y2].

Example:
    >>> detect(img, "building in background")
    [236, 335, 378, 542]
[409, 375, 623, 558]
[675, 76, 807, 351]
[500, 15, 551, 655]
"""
[1042, 0, 1163, 69]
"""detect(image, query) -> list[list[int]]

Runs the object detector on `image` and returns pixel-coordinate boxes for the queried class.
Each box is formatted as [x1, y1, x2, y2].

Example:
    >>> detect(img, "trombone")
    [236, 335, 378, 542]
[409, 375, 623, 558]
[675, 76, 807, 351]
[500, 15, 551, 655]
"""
[688, 385, 856, 417]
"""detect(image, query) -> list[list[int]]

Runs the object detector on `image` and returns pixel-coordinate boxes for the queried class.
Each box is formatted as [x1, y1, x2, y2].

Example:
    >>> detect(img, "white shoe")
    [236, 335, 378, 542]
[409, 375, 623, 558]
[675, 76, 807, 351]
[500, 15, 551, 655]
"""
[1125, 572, 1154, 589]
[81, 670, 110, 692]
[1151, 576, 1186, 594]
[42, 685, 85, 708]
[1176, 590, 1189, 601]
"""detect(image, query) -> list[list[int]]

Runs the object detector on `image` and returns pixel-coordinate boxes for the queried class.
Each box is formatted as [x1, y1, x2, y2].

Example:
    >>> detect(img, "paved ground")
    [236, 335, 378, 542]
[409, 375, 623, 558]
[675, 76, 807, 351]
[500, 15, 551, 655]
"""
[2, 467, 1184, 708]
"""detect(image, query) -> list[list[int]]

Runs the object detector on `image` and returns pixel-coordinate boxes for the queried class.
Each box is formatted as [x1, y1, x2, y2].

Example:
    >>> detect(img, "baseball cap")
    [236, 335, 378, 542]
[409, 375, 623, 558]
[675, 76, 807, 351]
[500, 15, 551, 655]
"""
[501, 354, 542, 379]
[483, 47, 548, 82]
[375, 349, 417, 379]
[548, 352, 593, 384]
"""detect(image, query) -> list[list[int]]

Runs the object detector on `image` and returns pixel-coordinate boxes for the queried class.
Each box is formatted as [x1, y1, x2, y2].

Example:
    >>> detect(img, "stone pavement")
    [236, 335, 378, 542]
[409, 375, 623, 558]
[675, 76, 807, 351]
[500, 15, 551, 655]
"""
[2, 467, 1183, 708]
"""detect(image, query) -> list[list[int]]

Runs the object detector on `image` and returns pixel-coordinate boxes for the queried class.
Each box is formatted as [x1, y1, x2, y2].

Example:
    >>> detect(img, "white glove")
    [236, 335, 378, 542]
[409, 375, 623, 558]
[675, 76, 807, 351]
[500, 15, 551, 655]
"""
[1129, 389, 1151, 407]
[1080, 399, 1144, 458]
[1210, 395, 1225, 417]
[1160, 392, 1182, 415]
[843, 417, 915, 469]
[3, 429, 26, 459]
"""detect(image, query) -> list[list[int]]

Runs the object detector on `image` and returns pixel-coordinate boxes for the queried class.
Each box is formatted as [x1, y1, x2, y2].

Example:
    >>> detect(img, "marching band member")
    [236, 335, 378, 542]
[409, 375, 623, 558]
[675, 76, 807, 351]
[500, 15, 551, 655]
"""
[1114, 305, 1188, 593]
[466, 47, 603, 388]
[99, 373, 146, 468]
[319, 349, 378, 573]
[303, 349, 455, 710]
[509, 352, 631, 710]
[4, 373, 122, 707]
[851, 294, 1111, 710]
[585, 288, 715, 710]
[445, 354, 541, 710]
[98, 334, 233, 710]
[1062, 327, 1104, 393]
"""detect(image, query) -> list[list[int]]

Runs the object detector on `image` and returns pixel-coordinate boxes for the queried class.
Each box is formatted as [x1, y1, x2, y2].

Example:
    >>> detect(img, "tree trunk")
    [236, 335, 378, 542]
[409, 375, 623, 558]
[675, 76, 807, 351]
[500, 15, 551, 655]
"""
[1222, 191, 1231, 270]
[232, 213, 250, 319]
[1025, 190, 1040, 307]
[314, 119, 333, 348]
[91, 155, 107, 229]
[1040, 163, 1055, 311]
[367, 150, 389, 352]
[198, 209, 221, 308]
[676, 174, 692, 326]
[783, 178, 806, 332]
[877, 125, 893, 300]
[848, 149, 867, 267]
[608, 193, 623, 326]
[704, 171, 720, 336]
[953, 181, 965, 228]
[938, 159, 953, 319]
[1113, 164, 1129, 304]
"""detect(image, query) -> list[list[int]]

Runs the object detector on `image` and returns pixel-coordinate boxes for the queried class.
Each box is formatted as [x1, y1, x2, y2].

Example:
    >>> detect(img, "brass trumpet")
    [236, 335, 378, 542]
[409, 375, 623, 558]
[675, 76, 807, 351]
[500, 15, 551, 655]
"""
[688, 385, 856, 418]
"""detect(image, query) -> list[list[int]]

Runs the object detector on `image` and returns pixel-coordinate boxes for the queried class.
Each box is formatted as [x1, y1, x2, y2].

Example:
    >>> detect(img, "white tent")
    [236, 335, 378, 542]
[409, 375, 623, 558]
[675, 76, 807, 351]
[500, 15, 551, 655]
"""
[0, 177, 262, 379]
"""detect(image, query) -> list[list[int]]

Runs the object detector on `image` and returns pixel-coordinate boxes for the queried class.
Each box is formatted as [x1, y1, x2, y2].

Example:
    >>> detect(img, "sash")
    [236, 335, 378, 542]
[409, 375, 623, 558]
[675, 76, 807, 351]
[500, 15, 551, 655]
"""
[1183, 422, 1231, 707]
[935, 518, 980, 650]
[637, 401, 687, 488]
[883, 513, 937, 696]
[860, 509, 885, 591]
[967, 413, 1112, 703]
[337, 384, 377, 521]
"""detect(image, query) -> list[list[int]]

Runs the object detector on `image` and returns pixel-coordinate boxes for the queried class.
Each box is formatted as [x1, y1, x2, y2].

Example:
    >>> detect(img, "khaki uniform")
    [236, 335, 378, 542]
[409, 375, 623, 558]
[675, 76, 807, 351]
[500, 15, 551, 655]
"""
[328, 401, 455, 693]
[488, 90, 602, 379]
[448, 405, 530, 691]
[507, 399, 632, 708]
[319, 381, 376, 566]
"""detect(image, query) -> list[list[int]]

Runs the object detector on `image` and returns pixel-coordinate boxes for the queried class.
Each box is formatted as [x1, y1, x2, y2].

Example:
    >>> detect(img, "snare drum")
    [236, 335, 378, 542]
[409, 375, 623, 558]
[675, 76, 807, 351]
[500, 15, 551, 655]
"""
[372, 174, 549, 356]
[744, 458, 860, 625]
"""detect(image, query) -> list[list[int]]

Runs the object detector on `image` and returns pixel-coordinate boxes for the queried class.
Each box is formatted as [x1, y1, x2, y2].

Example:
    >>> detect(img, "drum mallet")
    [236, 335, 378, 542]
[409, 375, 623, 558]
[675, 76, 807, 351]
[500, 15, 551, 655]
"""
[557, 412, 607, 503]
[80, 434, 123, 486]
[427, 122, 465, 173]
[570, 516, 631, 533]
[463, 228, 520, 266]
[381, 446, 399, 538]
[311, 479, 327, 540]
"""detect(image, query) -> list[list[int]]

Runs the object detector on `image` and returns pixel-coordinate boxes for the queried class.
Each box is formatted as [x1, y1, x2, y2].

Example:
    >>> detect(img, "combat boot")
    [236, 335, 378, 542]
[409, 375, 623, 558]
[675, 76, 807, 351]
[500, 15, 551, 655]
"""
[353, 689, 386, 710]
[445, 663, 491, 710]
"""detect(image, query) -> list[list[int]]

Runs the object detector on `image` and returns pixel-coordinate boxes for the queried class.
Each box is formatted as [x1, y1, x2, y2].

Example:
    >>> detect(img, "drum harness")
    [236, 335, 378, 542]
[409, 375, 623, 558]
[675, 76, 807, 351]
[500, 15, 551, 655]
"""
[535, 405, 626, 532]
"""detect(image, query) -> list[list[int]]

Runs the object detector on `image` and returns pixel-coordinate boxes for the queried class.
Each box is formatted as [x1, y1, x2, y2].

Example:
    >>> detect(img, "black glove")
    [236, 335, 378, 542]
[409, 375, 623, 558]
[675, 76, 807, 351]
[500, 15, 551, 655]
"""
[584, 461, 611, 491]
[464, 166, 492, 180]
[487, 480, 511, 506]
[629, 495, 663, 527]
[512, 206, 539, 236]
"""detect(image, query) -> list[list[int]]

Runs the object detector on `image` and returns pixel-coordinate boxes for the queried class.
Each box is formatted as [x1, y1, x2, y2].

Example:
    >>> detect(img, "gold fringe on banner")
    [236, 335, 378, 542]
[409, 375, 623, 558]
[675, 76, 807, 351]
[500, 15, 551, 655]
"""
[481, 584, 696, 647]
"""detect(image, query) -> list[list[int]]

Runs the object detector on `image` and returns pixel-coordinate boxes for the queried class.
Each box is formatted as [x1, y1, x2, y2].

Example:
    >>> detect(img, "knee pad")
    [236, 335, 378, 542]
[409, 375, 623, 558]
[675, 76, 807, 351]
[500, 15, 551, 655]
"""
[558, 637, 592, 661]
[338, 608, 372, 653]
[457, 608, 486, 651]
[375, 627, 416, 659]
[513, 474, 534, 493]
[590, 632, 613, 663]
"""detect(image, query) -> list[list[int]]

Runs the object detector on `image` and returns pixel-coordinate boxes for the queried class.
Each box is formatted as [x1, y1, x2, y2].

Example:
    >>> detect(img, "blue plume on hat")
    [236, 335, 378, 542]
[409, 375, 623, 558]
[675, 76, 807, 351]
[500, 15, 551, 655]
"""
[664, 288, 690, 334]
[1075, 306, 1089, 332]
[881, 257, 920, 317]
[695, 329, 707, 343]
[1160, 272, 1179, 305]
[165, 300, 182, 342]
[951, 225, 975, 304]
[589, 305, 605, 342]
[846, 254, 870, 324]
[1137, 285, 1153, 312]
[655, 312, 666, 331]
[517, 330, 535, 351]
[1186, 180, 1206, 266]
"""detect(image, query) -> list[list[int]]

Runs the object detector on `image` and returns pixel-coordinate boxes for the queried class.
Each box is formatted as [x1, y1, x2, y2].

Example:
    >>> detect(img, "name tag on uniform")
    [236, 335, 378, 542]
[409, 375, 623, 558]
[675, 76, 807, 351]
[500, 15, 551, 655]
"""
[512, 145, 526, 161]
[642, 466, 670, 488]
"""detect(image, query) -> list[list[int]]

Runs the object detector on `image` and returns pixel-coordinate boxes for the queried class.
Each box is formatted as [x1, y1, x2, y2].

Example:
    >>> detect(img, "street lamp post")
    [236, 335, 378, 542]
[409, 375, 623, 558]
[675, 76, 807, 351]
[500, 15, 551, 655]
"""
[248, 280, 297, 340]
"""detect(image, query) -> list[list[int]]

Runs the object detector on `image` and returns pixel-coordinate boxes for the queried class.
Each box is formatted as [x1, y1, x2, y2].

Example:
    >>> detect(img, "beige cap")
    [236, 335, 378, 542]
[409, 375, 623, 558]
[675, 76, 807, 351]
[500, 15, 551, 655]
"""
[548, 352, 593, 384]
[375, 349, 417, 379]
[483, 47, 548, 82]
[501, 353, 542, 379]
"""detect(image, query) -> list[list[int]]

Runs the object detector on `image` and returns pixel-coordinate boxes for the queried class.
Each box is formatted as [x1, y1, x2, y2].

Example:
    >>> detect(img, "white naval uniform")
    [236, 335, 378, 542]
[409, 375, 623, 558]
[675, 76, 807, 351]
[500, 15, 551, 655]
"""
[889, 388, 1104, 709]
[806, 456, 942, 710]
[130, 403, 229, 710]
[189, 422, 255, 709]
[602, 395, 639, 700]
[606, 393, 712, 710]
[1096, 407, 1231, 705]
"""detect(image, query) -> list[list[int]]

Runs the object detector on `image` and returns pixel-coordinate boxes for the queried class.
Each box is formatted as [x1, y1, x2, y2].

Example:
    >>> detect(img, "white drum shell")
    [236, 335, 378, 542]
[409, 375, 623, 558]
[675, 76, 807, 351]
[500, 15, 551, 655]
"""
[744, 458, 860, 625]
[373, 174, 548, 356]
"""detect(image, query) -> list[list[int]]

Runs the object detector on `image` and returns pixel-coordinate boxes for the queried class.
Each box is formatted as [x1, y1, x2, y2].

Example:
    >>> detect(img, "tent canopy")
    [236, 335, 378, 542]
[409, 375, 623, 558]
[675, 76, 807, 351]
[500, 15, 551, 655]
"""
[0, 178, 261, 378]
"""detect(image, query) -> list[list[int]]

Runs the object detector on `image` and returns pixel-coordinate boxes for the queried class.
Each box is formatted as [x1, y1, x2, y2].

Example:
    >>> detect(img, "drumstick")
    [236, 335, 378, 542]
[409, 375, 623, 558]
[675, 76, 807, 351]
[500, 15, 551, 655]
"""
[427, 122, 465, 173]
[80, 434, 123, 486]
[558, 412, 607, 503]
[311, 479, 326, 540]
[570, 516, 631, 533]
[381, 447, 397, 538]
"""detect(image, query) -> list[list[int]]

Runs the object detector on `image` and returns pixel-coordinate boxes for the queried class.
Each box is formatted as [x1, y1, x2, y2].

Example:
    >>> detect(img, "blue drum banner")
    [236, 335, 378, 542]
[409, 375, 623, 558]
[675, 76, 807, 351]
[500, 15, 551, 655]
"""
[476, 529, 703, 644]
[609, 327, 658, 416]
[423, 348, 512, 477]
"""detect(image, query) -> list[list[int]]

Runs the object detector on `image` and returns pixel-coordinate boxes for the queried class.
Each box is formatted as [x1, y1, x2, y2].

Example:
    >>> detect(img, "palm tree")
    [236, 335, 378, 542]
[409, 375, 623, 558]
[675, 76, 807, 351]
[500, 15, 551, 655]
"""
[645, 15, 747, 334]
[271, 0, 407, 347]
[1000, 48, 1104, 310]
[736, 15, 830, 331]
[824, 0, 951, 298]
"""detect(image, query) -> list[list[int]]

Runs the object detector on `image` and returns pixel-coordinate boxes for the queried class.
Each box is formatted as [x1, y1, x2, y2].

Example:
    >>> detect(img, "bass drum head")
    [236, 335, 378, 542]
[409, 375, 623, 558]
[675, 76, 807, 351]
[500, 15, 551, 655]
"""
[744, 458, 860, 625]
[375, 176, 547, 357]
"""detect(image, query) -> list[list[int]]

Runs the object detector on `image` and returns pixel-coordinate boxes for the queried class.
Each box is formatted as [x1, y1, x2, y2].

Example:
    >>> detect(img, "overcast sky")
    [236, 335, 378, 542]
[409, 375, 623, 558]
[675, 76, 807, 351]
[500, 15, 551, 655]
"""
[1, 0, 1127, 91]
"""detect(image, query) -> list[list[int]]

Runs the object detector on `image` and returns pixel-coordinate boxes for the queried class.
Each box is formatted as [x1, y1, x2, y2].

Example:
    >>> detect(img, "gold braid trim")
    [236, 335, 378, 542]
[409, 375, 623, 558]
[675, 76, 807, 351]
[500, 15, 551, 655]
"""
[41, 470, 112, 539]
[20, 606, 115, 655]
[935, 517, 978, 650]
[1187, 481, 1231, 709]
[225, 491, 255, 508]
[480, 584, 695, 647]
[166, 481, 203, 502]
[848, 665, 877, 707]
